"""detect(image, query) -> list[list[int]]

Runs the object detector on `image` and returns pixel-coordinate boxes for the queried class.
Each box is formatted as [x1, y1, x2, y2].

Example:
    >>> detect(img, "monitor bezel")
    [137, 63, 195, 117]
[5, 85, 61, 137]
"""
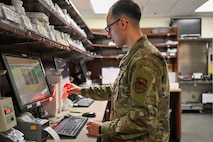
[1, 52, 52, 114]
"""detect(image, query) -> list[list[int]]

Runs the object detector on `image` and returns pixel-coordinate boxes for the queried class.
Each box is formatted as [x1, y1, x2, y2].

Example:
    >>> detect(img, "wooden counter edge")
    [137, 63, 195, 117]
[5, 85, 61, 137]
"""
[170, 88, 182, 92]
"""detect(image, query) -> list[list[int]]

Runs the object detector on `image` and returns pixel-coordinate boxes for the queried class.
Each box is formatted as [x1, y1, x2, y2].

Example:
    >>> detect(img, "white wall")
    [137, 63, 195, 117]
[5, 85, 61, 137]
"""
[202, 17, 213, 38]
[84, 16, 213, 38]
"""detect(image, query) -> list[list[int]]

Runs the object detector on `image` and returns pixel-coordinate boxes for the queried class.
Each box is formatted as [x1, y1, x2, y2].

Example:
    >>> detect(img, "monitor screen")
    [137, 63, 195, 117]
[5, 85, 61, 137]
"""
[170, 18, 201, 38]
[1, 53, 52, 114]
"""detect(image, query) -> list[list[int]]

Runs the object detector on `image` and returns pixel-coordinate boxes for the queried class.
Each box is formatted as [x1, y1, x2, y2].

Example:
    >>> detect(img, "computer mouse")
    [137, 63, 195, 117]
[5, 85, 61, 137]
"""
[64, 113, 72, 118]
[82, 111, 96, 117]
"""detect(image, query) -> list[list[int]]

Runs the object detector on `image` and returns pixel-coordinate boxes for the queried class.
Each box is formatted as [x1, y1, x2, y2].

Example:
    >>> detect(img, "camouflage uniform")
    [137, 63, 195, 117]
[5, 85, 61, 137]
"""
[81, 36, 170, 142]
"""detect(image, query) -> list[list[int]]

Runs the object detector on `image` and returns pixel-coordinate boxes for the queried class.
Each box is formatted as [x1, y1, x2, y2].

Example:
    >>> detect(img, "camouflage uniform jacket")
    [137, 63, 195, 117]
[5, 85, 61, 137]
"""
[81, 36, 170, 142]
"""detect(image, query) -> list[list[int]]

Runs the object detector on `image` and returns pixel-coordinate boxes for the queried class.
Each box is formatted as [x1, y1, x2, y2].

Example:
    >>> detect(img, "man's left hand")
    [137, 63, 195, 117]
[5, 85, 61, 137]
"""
[87, 120, 102, 137]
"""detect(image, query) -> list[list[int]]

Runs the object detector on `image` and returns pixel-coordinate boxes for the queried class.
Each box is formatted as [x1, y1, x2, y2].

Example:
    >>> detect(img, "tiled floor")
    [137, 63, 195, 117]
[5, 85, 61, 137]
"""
[181, 111, 213, 142]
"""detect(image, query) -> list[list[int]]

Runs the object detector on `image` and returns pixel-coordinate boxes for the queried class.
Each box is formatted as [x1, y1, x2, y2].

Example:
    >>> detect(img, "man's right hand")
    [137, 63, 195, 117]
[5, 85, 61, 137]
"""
[61, 83, 81, 100]
[66, 83, 82, 96]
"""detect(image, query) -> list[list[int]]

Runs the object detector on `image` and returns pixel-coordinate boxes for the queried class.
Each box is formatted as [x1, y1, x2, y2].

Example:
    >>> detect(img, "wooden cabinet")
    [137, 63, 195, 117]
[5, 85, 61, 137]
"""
[170, 89, 182, 142]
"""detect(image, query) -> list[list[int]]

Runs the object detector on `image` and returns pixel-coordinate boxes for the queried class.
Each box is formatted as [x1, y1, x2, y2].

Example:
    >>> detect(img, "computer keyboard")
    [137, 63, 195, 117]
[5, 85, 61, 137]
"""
[53, 115, 88, 138]
[73, 98, 95, 107]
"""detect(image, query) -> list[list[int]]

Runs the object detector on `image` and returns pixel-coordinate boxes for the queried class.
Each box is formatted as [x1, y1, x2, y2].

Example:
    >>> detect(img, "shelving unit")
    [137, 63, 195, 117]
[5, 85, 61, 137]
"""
[178, 38, 213, 112]
[0, 0, 95, 61]
[90, 29, 124, 59]
[180, 81, 212, 112]
[142, 27, 179, 73]
[89, 27, 179, 77]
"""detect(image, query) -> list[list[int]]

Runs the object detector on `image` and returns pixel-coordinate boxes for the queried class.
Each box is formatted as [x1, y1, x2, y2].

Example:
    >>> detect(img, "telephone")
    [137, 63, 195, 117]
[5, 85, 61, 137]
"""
[0, 97, 25, 142]
[0, 97, 17, 132]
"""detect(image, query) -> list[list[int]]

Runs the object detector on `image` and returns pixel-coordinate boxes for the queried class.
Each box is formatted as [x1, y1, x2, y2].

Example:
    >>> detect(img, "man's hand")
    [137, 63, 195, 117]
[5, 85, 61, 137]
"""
[87, 121, 102, 137]
[66, 83, 82, 95]
[61, 83, 81, 100]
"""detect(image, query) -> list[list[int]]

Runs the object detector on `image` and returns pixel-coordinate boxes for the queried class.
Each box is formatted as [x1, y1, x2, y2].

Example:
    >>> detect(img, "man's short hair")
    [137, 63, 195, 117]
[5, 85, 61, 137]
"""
[111, 0, 141, 22]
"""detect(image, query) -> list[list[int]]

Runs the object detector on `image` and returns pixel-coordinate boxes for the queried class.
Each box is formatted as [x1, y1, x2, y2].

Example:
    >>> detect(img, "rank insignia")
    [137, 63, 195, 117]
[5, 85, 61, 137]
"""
[134, 77, 147, 92]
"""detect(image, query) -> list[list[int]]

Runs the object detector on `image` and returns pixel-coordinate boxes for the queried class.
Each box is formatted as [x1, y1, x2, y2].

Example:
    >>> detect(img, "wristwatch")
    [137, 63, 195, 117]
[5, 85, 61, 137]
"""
[99, 126, 102, 134]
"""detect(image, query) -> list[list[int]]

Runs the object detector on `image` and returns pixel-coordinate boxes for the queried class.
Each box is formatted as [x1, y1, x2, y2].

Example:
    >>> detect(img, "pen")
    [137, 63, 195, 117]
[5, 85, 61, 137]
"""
[70, 111, 81, 113]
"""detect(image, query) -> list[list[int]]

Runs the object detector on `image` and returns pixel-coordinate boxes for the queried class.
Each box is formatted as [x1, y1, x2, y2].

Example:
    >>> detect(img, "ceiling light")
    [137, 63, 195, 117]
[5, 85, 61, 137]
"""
[90, 0, 117, 14]
[195, 0, 213, 12]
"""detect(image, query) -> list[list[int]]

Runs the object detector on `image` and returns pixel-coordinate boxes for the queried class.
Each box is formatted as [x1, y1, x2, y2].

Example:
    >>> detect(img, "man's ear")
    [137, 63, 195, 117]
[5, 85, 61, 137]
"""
[120, 18, 128, 30]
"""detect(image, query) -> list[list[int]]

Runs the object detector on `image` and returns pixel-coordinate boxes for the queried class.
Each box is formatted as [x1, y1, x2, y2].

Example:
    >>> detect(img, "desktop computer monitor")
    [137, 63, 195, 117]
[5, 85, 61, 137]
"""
[54, 57, 70, 80]
[79, 59, 88, 81]
[1, 53, 52, 116]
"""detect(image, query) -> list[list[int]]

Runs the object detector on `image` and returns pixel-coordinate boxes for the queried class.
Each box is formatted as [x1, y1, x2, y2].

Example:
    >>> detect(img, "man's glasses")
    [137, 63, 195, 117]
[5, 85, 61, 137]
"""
[105, 19, 120, 33]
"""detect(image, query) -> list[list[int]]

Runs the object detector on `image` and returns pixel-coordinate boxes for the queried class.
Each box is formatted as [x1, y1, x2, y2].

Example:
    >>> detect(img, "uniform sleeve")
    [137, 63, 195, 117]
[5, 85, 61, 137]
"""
[101, 58, 161, 140]
[81, 84, 113, 100]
